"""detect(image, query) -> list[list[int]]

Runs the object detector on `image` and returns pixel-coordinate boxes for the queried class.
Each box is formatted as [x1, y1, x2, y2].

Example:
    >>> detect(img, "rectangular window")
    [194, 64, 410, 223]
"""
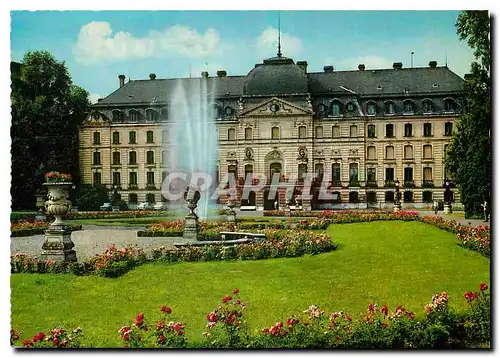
[162, 130, 168, 143]
[146, 194, 155, 203]
[350, 125, 358, 137]
[385, 146, 394, 160]
[315, 163, 324, 181]
[444, 122, 453, 136]
[404, 123, 412, 137]
[147, 172, 155, 185]
[112, 152, 121, 165]
[129, 151, 137, 165]
[129, 193, 138, 204]
[349, 163, 358, 184]
[332, 126, 340, 138]
[113, 172, 121, 185]
[367, 125, 376, 138]
[298, 164, 308, 181]
[93, 151, 101, 165]
[404, 145, 413, 159]
[299, 126, 307, 139]
[367, 168, 376, 182]
[129, 131, 136, 144]
[228, 128, 236, 141]
[423, 145, 433, 159]
[385, 167, 394, 181]
[315, 126, 323, 139]
[93, 132, 100, 144]
[367, 146, 376, 160]
[112, 131, 120, 144]
[386, 124, 394, 137]
[93, 172, 101, 185]
[404, 167, 413, 181]
[423, 167, 433, 181]
[147, 151, 154, 165]
[129, 172, 137, 185]
[162, 151, 168, 165]
[332, 163, 341, 183]
[271, 127, 280, 139]
[146, 131, 154, 143]
[423, 123, 432, 137]
[245, 127, 252, 140]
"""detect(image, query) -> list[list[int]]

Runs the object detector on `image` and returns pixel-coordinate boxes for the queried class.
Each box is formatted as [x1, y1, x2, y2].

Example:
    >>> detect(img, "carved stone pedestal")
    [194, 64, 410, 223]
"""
[40, 226, 77, 262]
[183, 216, 200, 240]
[226, 201, 237, 231]
[393, 203, 402, 212]
[443, 204, 452, 214]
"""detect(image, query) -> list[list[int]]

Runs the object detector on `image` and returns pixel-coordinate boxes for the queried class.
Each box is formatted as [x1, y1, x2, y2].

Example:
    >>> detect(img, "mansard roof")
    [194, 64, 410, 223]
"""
[95, 63, 464, 107]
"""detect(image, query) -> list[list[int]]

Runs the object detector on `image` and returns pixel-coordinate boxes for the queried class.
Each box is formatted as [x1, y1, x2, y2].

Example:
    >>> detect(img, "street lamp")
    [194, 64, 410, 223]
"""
[394, 178, 401, 212]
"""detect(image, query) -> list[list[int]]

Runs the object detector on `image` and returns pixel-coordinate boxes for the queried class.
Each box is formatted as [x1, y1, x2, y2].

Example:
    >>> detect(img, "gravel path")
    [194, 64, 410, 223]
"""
[10, 227, 189, 261]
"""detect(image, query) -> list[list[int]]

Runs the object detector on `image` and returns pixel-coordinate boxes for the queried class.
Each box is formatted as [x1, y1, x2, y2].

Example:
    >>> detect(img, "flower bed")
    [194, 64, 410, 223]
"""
[11, 221, 83, 237]
[45, 171, 72, 183]
[13, 285, 489, 348]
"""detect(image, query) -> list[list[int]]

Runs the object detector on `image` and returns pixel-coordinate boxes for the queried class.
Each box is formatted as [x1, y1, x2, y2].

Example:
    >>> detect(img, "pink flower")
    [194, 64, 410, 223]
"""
[160, 305, 172, 314]
[233, 288, 239, 295]
[480, 283, 488, 291]
[222, 295, 233, 304]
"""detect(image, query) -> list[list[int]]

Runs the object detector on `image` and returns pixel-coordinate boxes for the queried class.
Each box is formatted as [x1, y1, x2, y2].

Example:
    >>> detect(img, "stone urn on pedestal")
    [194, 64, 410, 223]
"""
[183, 186, 201, 240]
[226, 200, 237, 231]
[393, 179, 402, 212]
[40, 172, 77, 263]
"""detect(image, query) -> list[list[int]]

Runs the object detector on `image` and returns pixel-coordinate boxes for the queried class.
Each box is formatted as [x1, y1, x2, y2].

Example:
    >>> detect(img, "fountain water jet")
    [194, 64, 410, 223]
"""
[162, 78, 219, 220]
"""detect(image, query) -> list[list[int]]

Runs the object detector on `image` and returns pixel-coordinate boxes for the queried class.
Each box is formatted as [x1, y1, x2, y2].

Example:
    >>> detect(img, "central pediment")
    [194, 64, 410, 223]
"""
[238, 97, 313, 118]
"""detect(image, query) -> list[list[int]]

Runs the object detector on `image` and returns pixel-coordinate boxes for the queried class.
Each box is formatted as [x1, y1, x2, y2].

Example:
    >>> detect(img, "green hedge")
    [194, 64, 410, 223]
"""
[11, 225, 83, 237]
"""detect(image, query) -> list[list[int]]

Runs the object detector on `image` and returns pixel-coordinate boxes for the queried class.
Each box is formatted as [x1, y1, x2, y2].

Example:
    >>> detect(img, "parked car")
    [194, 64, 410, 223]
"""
[137, 202, 152, 210]
[153, 202, 167, 211]
[100, 203, 112, 211]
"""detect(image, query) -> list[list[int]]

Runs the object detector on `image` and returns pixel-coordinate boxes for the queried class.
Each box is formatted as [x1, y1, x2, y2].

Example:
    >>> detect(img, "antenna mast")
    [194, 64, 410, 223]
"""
[277, 12, 282, 57]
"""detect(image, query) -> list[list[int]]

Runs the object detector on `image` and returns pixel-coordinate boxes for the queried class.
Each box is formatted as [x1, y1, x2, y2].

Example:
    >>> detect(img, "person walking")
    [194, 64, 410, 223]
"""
[433, 200, 439, 215]
[482, 200, 489, 222]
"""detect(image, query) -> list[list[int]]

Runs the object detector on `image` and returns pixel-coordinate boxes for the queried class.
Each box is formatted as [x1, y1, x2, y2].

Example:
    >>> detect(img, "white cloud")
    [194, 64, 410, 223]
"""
[256, 27, 303, 59]
[73, 21, 222, 64]
[88, 93, 101, 104]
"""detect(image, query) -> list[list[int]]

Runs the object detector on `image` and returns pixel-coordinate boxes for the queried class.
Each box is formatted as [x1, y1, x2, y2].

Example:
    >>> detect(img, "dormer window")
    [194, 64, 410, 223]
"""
[422, 99, 433, 113]
[403, 100, 414, 114]
[316, 103, 327, 116]
[444, 98, 456, 112]
[160, 107, 169, 121]
[112, 110, 124, 122]
[331, 100, 342, 116]
[384, 101, 395, 115]
[224, 106, 234, 117]
[367, 102, 377, 116]
[212, 104, 222, 119]
[146, 109, 159, 122]
[346, 102, 355, 113]
[129, 110, 138, 122]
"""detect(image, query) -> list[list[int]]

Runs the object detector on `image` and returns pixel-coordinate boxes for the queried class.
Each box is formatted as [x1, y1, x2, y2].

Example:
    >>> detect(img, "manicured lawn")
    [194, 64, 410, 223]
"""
[11, 221, 489, 347]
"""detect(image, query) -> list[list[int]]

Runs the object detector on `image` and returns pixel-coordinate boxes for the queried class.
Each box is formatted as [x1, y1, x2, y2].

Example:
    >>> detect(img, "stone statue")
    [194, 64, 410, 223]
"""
[183, 186, 201, 240]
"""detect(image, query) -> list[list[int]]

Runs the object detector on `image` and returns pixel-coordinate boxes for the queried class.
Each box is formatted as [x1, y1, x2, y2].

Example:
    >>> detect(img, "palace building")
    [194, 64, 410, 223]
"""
[78, 52, 463, 210]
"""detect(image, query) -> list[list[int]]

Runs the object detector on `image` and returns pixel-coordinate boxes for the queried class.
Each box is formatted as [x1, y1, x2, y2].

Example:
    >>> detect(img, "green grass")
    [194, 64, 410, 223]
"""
[11, 221, 489, 347]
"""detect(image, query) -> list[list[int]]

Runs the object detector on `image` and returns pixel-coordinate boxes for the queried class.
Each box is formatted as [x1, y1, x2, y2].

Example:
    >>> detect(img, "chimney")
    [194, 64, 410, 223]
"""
[297, 61, 308, 74]
[216, 70, 227, 77]
[118, 74, 125, 87]
[393, 62, 403, 70]
[428, 61, 437, 68]
[149, 73, 157, 80]
[323, 65, 334, 73]
[358, 64, 366, 71]
[201, 71, 209, 78]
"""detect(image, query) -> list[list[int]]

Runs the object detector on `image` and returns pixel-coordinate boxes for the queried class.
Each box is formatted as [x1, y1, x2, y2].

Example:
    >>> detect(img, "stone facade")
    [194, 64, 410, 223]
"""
[79, 56, 462, 210]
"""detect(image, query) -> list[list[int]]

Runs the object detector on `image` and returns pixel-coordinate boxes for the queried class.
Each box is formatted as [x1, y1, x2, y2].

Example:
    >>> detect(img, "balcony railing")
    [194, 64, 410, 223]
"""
[404, 180, 415, 188]
[422, 180, 434, 188]
[146, 184, 156, 190]
[331, 180, 342, 187]
[366, 181, 378, 188]
[384, 180, 395, 187]
[349, 180, 360, 187]
[128, 184, 138, 189]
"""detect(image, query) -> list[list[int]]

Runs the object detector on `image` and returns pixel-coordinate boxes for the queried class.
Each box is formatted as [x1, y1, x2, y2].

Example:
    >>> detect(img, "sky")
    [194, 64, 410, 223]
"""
[11, 10, 475, 104]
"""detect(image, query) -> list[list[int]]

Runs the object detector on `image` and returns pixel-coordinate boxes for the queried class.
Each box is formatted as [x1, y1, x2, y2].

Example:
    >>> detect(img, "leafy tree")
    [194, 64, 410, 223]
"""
[446, 11, 491, 218]
[73, 184, 109, 211]
[11, 51, 90, 209]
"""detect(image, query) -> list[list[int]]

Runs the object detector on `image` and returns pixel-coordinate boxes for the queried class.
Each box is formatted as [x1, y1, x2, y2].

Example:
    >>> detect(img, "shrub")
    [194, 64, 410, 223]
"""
[11, 221, 82, 237]
[11, 327, 83, 348]
[89, 244, 147, 277]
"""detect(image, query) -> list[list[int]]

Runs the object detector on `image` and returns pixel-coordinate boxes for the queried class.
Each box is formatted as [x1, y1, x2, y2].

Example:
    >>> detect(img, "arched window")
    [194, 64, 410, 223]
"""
[93, 132, 100, 145]
[385, 124, 394, 137]
[367, 124, 376, 138]
[384, 101, 395, 115]
[331, 163, 341, 183]
[346, 102, 356, 113]
[228, 128, 236, 141]
[298, 164, 308, 181]
[315, 126, 323, 139]
[129, 151, 137, 165]
[444, 122, 453, 136]
[404, 145, 413, 159]
[385, 145, 395, 160]
[129, 110, 138, 122]
[367, 102, 377, 116]
[332, 125, 340, 138]
[444, 98, 456, 112]
[422, 99, 433, 113]
[423, 167, 433, 182]
[349, 191, 359, 203]
[146, 150, 155, 165]
[146, 109, 159, 122]
[271, 126, 280, 139]
[270, 163, 282, 180]
[298, 126, 307, 139]
[367, 146, 376, 160]
[316, 103, 327, 116]
[349, 163, 359, 184]
[350, 125, 358, 137]
[315, 163, 324, 182]
[331, 100, 342, 116]
[403, 100, 414, 114]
